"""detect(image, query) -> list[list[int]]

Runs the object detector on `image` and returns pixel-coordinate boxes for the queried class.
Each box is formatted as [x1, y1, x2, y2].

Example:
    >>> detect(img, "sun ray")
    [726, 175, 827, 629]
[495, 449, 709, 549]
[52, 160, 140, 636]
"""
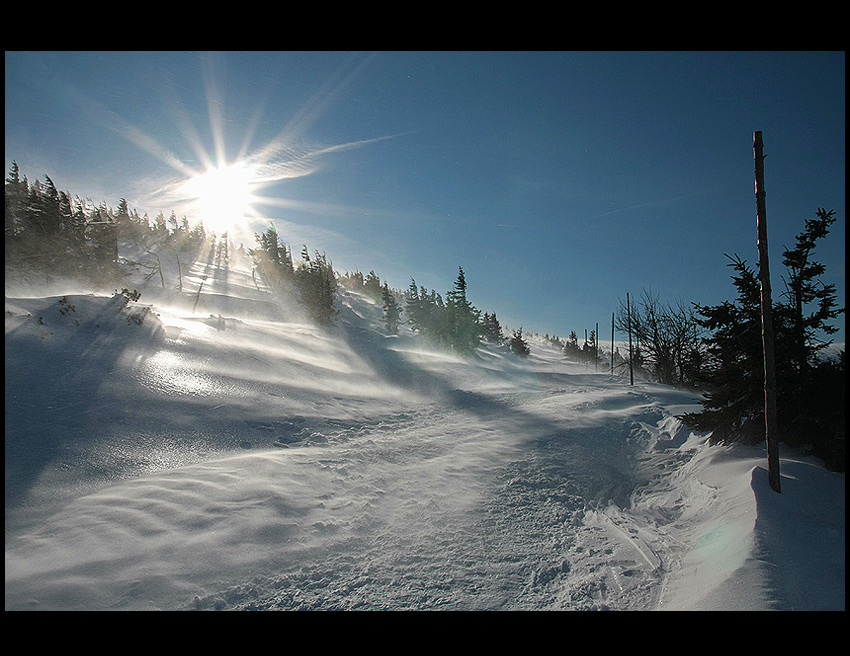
[77, 52, 407, 240]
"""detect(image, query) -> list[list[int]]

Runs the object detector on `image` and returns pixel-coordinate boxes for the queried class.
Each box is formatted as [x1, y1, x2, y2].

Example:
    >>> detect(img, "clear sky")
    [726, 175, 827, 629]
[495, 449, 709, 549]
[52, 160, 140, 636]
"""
[5, 51, 845, 344]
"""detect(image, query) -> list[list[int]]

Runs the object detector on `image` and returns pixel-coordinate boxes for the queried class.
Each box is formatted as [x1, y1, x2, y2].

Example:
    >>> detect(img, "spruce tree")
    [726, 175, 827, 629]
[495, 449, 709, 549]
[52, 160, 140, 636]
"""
[381, 283, 401, 334]
[364, 270, 382, 301]
[780, 208, 844, 380]
[682, 255, 770, 444]
[442, 267, 481, 352]
[294, 248, 338, 326]
[681, 211, 844, 468]
[405, 279, 423, 332]
[251, 224, 293, 290]
[481, 312, 504, 344]
[563, 331, 581, 360]
[509, 327, 531, 357]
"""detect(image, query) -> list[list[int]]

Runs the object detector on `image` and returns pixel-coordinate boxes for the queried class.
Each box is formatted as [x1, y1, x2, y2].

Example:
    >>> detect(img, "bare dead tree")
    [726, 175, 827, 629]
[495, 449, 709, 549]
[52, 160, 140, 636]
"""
[616, 290, 703, 387]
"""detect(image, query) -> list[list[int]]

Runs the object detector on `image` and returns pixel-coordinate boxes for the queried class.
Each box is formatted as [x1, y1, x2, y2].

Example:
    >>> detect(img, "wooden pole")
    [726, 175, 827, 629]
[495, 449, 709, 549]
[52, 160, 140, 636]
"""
[626, 292, 635, 385]
[595, 322, 599, 372]
[754, 131, 782, 494]
[611, 312, 615, 378]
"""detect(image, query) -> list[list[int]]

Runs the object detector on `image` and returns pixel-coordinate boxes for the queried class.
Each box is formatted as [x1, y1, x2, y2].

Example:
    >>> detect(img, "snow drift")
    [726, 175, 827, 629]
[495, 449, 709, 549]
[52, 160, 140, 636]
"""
[5, 245, 844, 611]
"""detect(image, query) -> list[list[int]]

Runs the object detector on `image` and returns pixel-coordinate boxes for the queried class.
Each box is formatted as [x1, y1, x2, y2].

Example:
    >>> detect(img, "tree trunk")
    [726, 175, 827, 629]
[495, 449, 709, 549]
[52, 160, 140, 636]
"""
[754, 131, 782, 493]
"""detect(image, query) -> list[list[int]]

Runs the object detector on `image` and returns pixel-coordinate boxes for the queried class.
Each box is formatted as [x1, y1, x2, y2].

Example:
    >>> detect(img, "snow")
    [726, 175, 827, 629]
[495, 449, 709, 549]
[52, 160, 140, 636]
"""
[5, 243, 844, 611]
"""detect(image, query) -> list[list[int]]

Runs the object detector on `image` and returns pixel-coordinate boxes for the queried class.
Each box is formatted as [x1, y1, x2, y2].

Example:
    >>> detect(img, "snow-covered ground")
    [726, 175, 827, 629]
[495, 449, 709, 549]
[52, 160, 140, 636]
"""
[5, 241, 844, 611]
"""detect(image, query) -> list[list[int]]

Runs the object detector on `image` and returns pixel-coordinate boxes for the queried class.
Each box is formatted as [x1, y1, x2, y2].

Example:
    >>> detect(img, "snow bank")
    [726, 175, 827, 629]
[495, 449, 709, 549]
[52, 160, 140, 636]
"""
[5, 247, 844, 611]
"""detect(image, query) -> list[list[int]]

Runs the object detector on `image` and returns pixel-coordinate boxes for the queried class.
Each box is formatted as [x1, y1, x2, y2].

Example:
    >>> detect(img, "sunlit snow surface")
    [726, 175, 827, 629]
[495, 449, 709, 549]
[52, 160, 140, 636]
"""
[5, 245, 844, 611]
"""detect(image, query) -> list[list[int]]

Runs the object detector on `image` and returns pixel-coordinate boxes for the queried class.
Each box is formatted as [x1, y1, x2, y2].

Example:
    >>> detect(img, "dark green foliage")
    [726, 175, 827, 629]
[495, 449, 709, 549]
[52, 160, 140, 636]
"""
[583, 329, 598, 366]
[563, 331, 581, 360]
[364, 270, 382, 301]
[509, 327, 531, 357]
[404, 279, 423, 332]
[405, 268, 482, 353]
[381, 283, 401, 334]
[681, 210, 845, 470]
[780, 208, 844, 379]
[681, 255, 772, 444]
[294, 247, 338, 326]
[795, 351, 845, 471]
[5, 163, 123, 284]
[481, 312, 504, 344]
[442, 267, 482, 352]
[6, 163, 211, 291]
[405, 279, 445, 339]
[250, 224, 293, 292]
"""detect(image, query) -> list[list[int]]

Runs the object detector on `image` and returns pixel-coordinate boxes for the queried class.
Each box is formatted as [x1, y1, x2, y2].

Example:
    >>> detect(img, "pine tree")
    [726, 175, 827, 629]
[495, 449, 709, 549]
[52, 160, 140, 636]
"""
[481, 312, 504, 344]
[423, 288, 445, 338]
[563, 331, 581, 360]
[364, 270, 382, 301]
[381, 283, 401, 334]
[509, 327, 531, 357]
[405, 279, 423, 332]
[251, 224, 293, 290]
[88, 203, 119, 276]
[405, 278, 446, 340]
[681, 215, 844, 468]
[442, 267, 481, 352]
[294, 248, 338, 326]
[682, 254, 770, 444]
[780, 208, 844, 380]
[115, 198, 131, 232]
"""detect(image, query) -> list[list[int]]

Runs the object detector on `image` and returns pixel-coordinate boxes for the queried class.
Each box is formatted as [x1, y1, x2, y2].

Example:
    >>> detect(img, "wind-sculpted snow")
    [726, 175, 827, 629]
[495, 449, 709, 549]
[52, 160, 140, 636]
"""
[5, 244, 844, 611]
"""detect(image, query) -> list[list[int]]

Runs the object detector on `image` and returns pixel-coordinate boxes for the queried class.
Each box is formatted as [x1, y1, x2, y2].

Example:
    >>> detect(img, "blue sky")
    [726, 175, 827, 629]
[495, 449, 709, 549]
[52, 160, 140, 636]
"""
[5, 51, 845, 344]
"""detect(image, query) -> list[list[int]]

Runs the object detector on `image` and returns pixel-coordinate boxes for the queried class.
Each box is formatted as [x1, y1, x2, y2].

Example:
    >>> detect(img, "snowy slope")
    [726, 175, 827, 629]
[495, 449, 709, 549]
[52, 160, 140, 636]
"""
[5, 242, 844, 611]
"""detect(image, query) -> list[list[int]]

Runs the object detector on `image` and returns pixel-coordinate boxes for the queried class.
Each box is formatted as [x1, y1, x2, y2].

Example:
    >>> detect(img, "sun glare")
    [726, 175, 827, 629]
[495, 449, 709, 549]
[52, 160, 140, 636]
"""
[119, 55, 399, 240]
[180, 162, 258, 234]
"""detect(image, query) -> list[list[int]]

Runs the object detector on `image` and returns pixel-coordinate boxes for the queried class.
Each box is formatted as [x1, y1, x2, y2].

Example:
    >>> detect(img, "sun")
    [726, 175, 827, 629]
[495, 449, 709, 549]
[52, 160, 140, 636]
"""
[179, 161, 259, 234]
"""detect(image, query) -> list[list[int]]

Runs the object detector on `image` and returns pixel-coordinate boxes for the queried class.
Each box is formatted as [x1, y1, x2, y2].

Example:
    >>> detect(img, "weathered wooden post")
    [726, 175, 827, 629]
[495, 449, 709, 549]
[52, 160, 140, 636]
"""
[754, 130, 782, 493]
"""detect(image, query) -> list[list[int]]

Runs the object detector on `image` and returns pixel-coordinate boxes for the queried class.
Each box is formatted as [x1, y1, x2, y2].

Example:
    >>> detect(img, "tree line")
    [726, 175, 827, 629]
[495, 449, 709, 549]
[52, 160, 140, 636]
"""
[250, 223, 535, 356]
[5, 161, 209, 290]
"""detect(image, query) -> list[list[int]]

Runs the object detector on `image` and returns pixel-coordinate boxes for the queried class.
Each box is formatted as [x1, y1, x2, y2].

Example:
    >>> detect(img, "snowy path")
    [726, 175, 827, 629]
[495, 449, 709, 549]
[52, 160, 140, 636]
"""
[6, 244, 714, 611]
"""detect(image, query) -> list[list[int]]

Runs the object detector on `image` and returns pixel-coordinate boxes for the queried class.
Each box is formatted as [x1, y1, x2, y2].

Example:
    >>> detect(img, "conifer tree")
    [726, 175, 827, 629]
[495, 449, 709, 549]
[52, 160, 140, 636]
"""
[5, 161, 28, 248]
[509, 327, 531, 357]
[563, 331, 581, 360]
[681, 254, 769, 444]
[481, 312, 504, 344]
[405, 279, 423, 332]
[442, 267, 481, 352]
[294, 248, 338, 326]
[780, 208, 844, 380]
[681, 210, 845, 469]
[381, 283, 401, 334]
[251, 224, 293, 291]
[364, 270, 382, 301]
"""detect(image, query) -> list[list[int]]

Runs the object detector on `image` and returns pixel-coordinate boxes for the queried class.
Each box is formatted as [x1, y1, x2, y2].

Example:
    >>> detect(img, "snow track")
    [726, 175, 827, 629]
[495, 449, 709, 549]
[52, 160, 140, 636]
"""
[6, 244, 713, 611]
